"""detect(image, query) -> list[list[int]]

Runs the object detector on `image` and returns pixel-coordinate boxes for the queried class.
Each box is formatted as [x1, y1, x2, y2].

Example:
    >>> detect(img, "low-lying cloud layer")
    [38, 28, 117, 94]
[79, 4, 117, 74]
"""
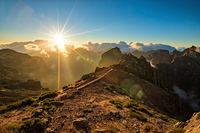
[0, 40, 183, 57]
[24, 43, 41, 51]
[83, 41, 178, 53]
[173, 86, 200, 111]
[130, 42, 176, 52]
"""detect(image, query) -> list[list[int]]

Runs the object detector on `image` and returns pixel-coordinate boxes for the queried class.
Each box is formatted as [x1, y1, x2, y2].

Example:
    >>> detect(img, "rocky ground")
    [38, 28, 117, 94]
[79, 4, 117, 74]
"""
[0, 67, 191, 133]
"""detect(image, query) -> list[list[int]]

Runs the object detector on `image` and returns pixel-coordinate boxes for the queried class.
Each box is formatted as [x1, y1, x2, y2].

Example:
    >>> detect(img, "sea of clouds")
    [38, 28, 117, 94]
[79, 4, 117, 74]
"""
[0, 40, 185, 57]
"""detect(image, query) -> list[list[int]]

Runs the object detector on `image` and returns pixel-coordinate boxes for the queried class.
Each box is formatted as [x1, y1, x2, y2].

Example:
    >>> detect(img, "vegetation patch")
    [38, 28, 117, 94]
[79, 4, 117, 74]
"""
[123, 100, 138, 108]
[38, 91, 58, 101]
[0, 90, 58, 114]
[0, 118, 48, 133]
[104, 85, 127, 96]
[19, 118, 48, 133]
[135, 106, 153, 116]
[40, 98, 54, 106]
[109, 99, 125, 109]
[130, 111, 147, 122]
[0, 97, 35, 114]
[155, 114, 169, 122]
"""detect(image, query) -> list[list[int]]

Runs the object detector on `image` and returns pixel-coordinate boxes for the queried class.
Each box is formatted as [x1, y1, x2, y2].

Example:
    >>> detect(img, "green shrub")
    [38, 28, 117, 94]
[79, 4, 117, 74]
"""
[42, 104, 55, 112]
[40, 98, 54, 106]
[156, 114, 169, 122]
[38, 91, 58, 101]
[135, 106, 153, 116]
[123, 101, 138, 108]
[19, 118, 48, 133]
[104, 85, 127, 96]
[130, 112, 147, 122]
[109, 99, 124, 109]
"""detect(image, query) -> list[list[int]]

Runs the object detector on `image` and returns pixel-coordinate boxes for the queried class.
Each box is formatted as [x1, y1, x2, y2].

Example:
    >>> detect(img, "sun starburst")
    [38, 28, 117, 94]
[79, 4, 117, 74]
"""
[52, 32, 66, 51]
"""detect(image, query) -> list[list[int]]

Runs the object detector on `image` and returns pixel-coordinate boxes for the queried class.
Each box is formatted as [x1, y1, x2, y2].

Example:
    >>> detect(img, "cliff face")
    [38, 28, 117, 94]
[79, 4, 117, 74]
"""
[99, 47, 200, 112]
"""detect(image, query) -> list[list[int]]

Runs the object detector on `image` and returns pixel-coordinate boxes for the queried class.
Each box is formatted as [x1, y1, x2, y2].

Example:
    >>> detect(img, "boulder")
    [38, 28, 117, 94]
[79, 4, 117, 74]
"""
[73, 117, 90, 131]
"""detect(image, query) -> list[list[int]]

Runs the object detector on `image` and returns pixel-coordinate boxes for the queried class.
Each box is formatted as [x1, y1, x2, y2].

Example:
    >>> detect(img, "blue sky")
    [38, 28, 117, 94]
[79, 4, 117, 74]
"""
[0, 0, 200, 47]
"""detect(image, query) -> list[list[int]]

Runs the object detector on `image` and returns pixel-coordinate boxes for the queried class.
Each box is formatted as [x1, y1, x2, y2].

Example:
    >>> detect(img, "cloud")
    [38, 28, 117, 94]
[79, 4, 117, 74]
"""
[0, 40, 184, 56]
[176, 47, 186, 52]
[40, 49, 49, 57]
[130, 42, 176, 52]
[173, 86, 200, 111]
[83, 41, 176, 53]
[24, 43, 41, 51]
[83, 41, 131, 53]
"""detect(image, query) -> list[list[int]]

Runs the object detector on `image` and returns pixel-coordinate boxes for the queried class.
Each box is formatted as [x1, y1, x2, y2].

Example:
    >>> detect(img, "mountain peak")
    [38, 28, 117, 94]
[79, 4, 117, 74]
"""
[99, 47, 122, 67]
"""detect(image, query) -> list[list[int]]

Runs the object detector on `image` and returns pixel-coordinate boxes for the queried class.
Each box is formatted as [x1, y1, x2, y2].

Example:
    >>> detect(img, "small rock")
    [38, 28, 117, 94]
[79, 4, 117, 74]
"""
[46, 127, 56, 133]
[22, 116, 31, 121]
[31, 109, 43, 118]
[55, 93, 68, 100]
[73, 117, 90, 131]
[83, 108, 93, 113]
[108, 112, 122, 120]
[174, 121, 185, 128]
[51, 101, 64, 107]
[135, 128, 140, 133]
[94, 128, 111, 133]
[61, 114, 67, 118]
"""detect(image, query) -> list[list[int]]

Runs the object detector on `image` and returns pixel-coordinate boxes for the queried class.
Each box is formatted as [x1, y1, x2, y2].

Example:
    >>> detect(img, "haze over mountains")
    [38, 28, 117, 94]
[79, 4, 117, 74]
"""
[0, 40, 189, 90]
[0, 40, 182, 55]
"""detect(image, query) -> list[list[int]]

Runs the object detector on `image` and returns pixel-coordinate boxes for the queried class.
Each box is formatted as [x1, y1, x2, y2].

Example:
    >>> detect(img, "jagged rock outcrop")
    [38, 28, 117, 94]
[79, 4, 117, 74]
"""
[132, 49, 172, 65]
[139, 47, 200, 111]
[99, 47, 122, 67]
[98, 47, 200, 115]
[145, 49, 172, 65]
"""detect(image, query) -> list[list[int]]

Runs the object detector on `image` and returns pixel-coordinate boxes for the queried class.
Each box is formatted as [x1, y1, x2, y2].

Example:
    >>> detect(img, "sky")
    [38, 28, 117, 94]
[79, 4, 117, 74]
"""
[0, 0, 200, 47]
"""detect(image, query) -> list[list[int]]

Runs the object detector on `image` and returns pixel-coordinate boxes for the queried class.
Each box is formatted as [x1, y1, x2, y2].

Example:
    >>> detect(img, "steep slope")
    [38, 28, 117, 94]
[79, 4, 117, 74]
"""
[0, 49, 48, 105]
[0, 67, 183, 133]
[0, 49, 48, 82]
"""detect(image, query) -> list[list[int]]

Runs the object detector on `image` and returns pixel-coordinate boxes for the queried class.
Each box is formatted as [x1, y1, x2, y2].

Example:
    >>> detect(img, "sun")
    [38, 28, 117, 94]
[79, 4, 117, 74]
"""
[52, 32, 66, 51]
